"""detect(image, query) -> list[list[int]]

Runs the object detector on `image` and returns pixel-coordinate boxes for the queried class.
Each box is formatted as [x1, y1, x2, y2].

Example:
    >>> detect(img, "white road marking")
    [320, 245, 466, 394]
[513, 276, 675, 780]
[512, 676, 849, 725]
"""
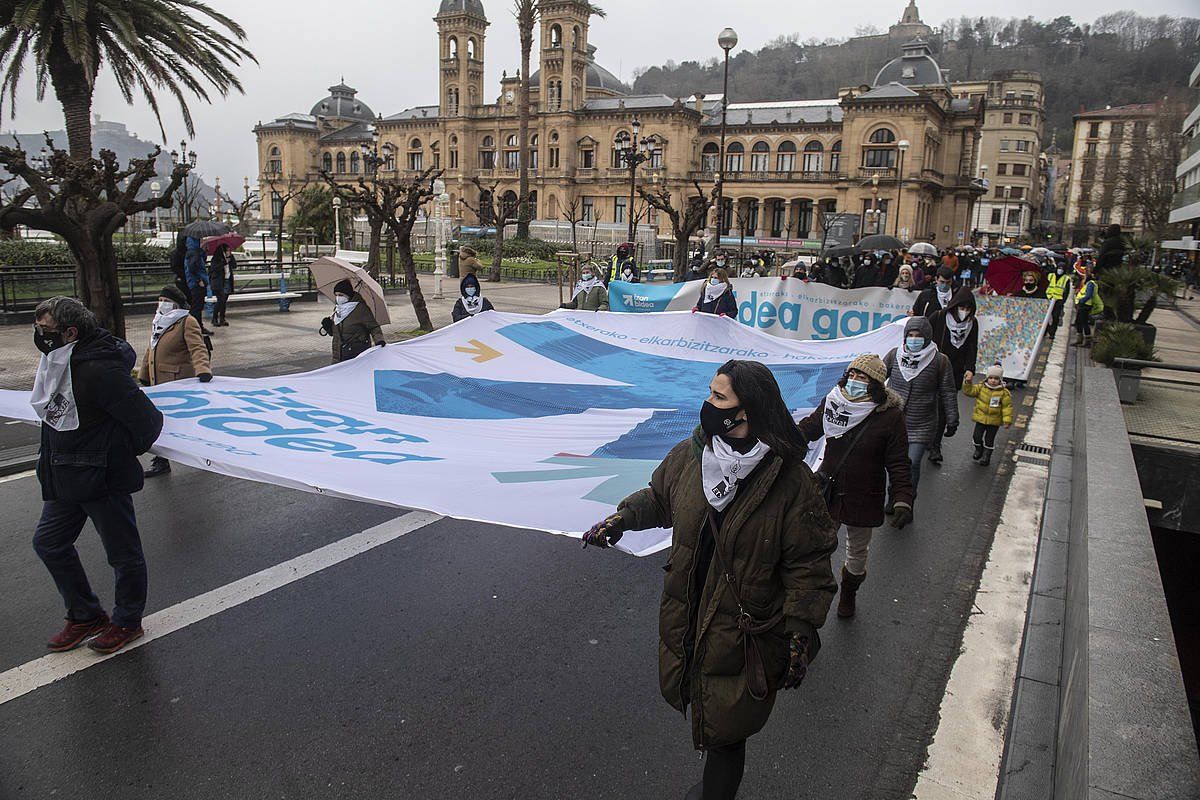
[912, 334, 1067, 798]
[5, 420, 23, 425]
[0, 469, 35, 484]
[0, 510, 442, 707]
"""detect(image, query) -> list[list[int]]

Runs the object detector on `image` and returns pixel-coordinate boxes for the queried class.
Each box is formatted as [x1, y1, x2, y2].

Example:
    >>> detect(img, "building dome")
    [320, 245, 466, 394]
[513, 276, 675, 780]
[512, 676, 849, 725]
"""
[872, 40, 945, 87]
[310, 82, 375, 122]
[437, 0, 486, 18]
[529, 45, 629, 95]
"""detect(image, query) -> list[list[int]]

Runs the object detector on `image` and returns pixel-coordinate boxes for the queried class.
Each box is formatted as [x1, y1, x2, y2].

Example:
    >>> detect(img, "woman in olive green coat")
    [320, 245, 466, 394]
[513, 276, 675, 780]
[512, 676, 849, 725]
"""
[559, 266, 609, 312]
[583, 360, 838, 800]
[321, 279, 384, 363]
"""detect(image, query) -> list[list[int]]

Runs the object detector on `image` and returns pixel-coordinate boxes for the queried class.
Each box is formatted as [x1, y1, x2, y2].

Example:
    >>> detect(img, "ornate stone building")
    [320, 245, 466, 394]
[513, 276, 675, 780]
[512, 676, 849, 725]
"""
[254, 0, 988, 248]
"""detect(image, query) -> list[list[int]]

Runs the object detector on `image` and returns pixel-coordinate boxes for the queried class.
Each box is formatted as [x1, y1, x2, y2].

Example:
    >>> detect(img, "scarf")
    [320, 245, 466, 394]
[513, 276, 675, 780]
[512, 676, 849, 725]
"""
[935, 287, 952, 308]
[703, 281, 729, 304]
[333, 300, 360, 325]
[150, 308, 190, 349]
[820, 386, 877, 439]
[463, 294, 484, 315]
[573, 277, 601, 298]
[945, 309, 974, 349]
[30, 341, 79, 431]
[898, 341, 939, 382]
[700, 436, 771, 511]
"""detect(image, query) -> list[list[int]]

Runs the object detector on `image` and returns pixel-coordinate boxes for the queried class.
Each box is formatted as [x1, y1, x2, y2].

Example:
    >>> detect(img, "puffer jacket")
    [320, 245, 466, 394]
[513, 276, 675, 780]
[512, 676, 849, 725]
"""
[928, 286, 979, 385]
[561, 284, 609, 312]
[616, 428, 838, 749]
[963, 379, 1013, 427]
[37, 330, 163, 503]
[797, 388, 913, 529]
[884, 317, 959, 444]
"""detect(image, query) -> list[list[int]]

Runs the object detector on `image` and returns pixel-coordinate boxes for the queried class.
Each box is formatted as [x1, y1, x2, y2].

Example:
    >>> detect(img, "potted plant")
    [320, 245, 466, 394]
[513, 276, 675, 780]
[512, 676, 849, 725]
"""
[1095, 265, 1178, 348]
[1091, 321, 1159, 404]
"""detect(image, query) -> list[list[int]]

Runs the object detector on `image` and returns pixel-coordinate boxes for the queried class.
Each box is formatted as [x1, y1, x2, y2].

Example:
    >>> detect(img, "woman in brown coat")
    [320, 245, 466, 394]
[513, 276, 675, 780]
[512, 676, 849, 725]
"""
[797, 353, 914, 618]
[583, 360, 838, 800]
[138, 286, 211, 477]
[458, 246, 484, 280]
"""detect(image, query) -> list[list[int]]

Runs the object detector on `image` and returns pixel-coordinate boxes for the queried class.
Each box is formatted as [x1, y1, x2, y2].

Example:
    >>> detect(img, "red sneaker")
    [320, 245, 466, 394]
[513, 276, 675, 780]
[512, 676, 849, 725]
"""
[87, 623, 144, 655]
[47, 615, 110, 652]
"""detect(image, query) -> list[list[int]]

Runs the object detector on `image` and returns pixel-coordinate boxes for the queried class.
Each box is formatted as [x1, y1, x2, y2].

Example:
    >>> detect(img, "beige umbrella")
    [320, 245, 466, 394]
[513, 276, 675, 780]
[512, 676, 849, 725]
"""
[307, 256, 391, 325]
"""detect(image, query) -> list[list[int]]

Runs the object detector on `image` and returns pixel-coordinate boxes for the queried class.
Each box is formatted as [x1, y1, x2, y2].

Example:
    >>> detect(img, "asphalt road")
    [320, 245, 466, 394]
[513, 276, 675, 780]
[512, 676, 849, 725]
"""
[0, 389, 1024, 800]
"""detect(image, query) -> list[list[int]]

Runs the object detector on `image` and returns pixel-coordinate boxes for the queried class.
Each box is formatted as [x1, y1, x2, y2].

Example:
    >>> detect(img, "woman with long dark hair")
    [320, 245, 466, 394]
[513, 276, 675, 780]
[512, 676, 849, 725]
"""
[583, 360, 838, 800]
[694, 268, 737, 317]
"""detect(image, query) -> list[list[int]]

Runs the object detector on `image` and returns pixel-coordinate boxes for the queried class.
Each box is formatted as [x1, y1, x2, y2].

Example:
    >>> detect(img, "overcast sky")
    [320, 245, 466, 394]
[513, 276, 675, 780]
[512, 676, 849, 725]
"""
[2, 0, 1195, 190]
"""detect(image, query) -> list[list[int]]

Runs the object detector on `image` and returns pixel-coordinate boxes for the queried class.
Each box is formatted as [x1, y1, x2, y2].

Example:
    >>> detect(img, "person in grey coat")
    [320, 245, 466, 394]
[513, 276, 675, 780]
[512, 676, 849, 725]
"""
[883, 315, 958, 503]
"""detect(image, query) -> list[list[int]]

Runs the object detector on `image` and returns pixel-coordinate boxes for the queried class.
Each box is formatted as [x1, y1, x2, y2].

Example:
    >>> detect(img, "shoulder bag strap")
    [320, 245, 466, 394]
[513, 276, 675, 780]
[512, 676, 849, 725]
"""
[820, 413, 875, 482]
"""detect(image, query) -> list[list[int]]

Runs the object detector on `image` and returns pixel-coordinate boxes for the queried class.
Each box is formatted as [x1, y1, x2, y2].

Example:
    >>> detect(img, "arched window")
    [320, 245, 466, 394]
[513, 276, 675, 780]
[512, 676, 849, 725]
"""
[267, 145, 282, 173]
[269, 146, 280, 156]
[611, 130, 630, 168]
[701, 141, 720, 172]
[529, 134, 539, 170]
[830, 140, 842, 173]
[467, 38, 477, 59]
[335, 152, 346, 173]
[868, 127, 896, 144]
[448, 36, 458, 58]
[572, 25, 581, 50]
[802, 140, 824, 173]
[480, 136, 496, 170]
[864, 130, 896, 169]
[349, 150, 360, 174]
[750, 141, 770, 172]
[550, 24, 562, 48]
[482, 135, 494, 148]
[726, 141, 744, 173]
[322, 152, 333, 172]
[503, 134, 519, 170]
[449, 136, 459, 169]
[548, 79, 563, 111]
[776, 140, 796, 172]
[408, 138, 424, 171]
[410, 138, 422, 150]
[506, 134, 519, 148]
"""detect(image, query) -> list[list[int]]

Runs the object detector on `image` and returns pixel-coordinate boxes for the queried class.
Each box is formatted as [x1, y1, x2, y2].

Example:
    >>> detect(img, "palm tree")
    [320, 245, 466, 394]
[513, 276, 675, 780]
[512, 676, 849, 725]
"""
[0, 1, 255, 336]
[514, 0, 535, 239]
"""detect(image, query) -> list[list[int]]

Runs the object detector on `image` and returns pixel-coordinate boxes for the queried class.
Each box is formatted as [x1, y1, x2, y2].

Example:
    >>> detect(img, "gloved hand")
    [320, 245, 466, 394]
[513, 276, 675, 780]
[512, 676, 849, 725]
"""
[376, 340, 387, 347]
[691, 307, 698, 313]
[581, 513, 626, 549]
[319, 317, 333, 336]
[890, 502, 913, 529]
[782, 634, 810, 690]
[944, 423, 958, 438]
[198, 373, 213, 383]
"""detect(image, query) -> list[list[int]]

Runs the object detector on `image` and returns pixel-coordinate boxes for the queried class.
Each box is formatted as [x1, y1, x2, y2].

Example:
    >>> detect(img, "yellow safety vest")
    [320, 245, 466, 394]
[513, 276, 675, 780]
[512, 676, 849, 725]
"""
[1075, 279, 1104, 312]
[1046, 273, 1070, 301]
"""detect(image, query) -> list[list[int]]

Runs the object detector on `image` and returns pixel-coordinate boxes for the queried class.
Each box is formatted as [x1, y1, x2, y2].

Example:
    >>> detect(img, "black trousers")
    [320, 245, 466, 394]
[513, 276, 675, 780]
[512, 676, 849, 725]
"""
[213, 291, 230, 322]
[1075, 305, 1093, 338]
[1048, 299, 1065, 337]
[189, 284, 207, 327]
[702, 740, 746, 800]
[973, 422, 999, 451]
[33, 494, 147, 629]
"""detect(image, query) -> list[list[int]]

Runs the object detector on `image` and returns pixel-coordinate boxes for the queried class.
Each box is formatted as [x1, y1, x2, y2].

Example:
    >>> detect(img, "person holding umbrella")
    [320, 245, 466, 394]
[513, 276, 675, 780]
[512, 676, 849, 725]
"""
[202, 233, 245, 328]
[183, 236, 212, 334]
[321, 279, 384, 363]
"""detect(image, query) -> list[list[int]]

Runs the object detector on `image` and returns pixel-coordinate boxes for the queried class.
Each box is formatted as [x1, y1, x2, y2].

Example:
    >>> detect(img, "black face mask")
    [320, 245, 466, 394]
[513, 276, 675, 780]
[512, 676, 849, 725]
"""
[700, 400, 744, 438]
[33, 327, 66, 354]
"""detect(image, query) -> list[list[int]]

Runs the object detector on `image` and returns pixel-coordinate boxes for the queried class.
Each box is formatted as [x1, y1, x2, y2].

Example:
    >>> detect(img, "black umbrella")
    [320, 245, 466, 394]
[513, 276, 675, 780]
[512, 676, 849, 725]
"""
[856, 234, 904, 251]
[179, 220, 231, 239]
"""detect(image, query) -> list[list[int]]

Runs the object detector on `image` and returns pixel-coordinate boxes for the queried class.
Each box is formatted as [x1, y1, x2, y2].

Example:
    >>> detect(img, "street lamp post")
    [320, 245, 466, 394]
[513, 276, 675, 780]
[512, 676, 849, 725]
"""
[433, 177, 449, 300]
[713, 27, 738, 240]
[170, 141, 198, 224]
[894, 139, 909, 239]
[972, 164, 988, 245]
[150, 181, 162, 231]
[868, 176, 881, 234]
[612, 117, 659, 245]
[213, 177, 222, 218]
[332, 194, 343, 250]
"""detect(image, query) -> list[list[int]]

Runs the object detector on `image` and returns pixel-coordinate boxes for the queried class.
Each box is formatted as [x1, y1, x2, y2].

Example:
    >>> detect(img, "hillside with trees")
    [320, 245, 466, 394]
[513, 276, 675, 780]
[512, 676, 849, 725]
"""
[630, 11, 1199, 149]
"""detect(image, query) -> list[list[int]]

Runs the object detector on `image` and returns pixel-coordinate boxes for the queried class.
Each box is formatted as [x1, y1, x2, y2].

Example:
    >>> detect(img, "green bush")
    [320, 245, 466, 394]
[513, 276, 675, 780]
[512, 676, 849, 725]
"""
[0, 239, 170, 266]
[464, 236, 560, 261]
[1092, 322, 1158, 367]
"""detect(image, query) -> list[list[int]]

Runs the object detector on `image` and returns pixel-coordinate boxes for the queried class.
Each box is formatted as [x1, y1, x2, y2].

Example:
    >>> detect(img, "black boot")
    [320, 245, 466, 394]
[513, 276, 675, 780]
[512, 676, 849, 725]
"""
[837, 565, 867, 619]
[928, 444, 943, 465]
[144, 456, 171, 478]
[980, 449, 993, 466]
[973, 444, 984, 461]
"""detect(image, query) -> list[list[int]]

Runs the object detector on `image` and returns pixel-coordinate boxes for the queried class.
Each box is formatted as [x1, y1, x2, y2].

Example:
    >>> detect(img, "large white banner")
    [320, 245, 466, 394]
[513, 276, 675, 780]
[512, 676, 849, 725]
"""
[0, 311, 903, 556]
[608, 279, 1050, 381]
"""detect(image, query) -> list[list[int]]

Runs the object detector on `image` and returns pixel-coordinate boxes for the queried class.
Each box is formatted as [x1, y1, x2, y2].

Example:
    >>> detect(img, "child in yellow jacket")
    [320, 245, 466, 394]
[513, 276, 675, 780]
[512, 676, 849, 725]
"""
[963, 364, 1013, 466]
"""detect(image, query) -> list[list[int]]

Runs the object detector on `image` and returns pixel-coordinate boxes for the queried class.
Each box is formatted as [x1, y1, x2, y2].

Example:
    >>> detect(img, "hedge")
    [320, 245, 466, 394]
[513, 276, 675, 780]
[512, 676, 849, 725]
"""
[0, 240, 171, 267]
[461, 236, 560, 261]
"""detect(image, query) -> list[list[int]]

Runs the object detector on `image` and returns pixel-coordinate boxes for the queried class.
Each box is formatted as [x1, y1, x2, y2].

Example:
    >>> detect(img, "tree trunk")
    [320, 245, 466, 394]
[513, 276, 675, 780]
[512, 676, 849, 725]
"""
[47, 38, 95, 160]
[517, 31, 533, 239]
[673, 228, 690, 281]
[395, 233, 433, 331]
[66, 219, 127, 339]
[490, 222, 504, 282]
[366, 217, 384, 279]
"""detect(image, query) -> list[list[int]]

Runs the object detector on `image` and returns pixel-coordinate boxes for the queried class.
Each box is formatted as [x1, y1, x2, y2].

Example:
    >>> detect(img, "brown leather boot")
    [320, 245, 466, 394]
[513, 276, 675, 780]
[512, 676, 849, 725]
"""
[837, 566, 867, 619]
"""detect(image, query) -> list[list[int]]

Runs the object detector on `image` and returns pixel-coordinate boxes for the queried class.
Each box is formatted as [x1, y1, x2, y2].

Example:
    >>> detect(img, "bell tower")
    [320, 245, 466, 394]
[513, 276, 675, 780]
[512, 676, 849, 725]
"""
[537, 0, 591, 111]
[435, 0, 489, 117]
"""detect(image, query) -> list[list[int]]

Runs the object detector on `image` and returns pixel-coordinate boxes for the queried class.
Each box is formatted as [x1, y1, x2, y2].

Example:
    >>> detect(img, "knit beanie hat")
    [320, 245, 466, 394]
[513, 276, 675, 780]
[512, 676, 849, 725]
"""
[159, 285, 189, 307]
[849, 353, 887, 384]
[333, 278, 355, 297]
[986, 364, 1004, 380]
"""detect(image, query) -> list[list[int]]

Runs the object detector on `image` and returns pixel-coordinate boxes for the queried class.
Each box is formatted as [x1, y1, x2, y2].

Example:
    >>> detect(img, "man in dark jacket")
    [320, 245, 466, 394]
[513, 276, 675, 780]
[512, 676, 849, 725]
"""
[884, 316, 959, 492]
[912, 266, 956, 317]
[926, 286, 978, 465]
[851, 253, 881, 289]
[1095, 224, 1125, 276]
[30, 297, 164, 655]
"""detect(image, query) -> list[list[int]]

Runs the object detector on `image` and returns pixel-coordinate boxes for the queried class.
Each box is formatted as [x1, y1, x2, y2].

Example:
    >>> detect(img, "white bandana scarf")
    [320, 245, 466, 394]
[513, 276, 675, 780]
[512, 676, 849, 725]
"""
[333, 300, 360, 325]
[700, 437, 771, 511]
[30, 341, 79, 431]
[898, 341, 939, 382]
[463, 295, 484, 315]
[573, 277, 601, 297]
[703, 281, 729, 304]
[820, 386, 876, 439]
[150, 308, 190, 349]
[945, 310, 974, 349]
[935, 287, 952, 308]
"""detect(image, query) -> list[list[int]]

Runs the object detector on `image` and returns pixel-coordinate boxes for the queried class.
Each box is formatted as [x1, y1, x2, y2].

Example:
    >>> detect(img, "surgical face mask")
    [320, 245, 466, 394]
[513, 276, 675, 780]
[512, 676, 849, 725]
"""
[844, 378, 869, 399]
[581, 273, 593, 282]
[905, 336, 926, 353]
[1057, 268, 1064, 276]
[710, 278, 722, 286]
[465, 287, 477, 297]
[157, 300, 177, 314]
[936, 282, 952, 294]
[956, 307, 970, 321]
[700, 399, 744, 438]
[334, 294, 350, 305]
[33, 325, 66, 354]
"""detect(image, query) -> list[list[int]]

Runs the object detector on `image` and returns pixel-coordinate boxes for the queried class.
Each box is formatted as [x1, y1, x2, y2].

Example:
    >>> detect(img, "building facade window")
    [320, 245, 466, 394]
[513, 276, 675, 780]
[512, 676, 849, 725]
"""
[726, 141, 744, 173]
[1010, 187, 1024, 200]
[1111, 122, 1124, 138]
[614, 196, 626, 223]
[1088, 122, 1100, 138]
[271, 191, 283, 218]
[830, 140, 841, 173]
[1015, 140, 1032, 153]
[322, 152, 333, 172]
[549, 146, 559, 168]
[336, 152, 346, 173]
[409, 151, 423, 171]
[1019, 113, 1032, 125]
[1000, 139, 1010, 151]
[350, 151, 360, 174]
[1007, 208, 1021, 226]
[770, 200, 786, 237]
[1099, 207, 1111, 224]
[268, 145, 282, 174]
[802, 140, 823, 172]
[864, 128, 896, 168]
[580, 146, 594, 169]
[750, 141, 769, 172]
[1003, 112, 1013, 124]
[997, 163, 1008, 175]
[991, 208, 1002, 225]
[449, 148, 458, 169]
[581, 196, 594, 221]
[702, 142, 720, 172]
[1012, 164, 1026, 176]
[796, 200, 813, 238]
[649, 142, 663, 169]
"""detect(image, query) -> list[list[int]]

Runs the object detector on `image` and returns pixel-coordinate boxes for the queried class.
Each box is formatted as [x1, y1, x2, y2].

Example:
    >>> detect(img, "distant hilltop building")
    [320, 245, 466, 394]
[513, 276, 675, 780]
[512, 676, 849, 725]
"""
[846, 0, 941, 54]
[255, 1, 1043, 248]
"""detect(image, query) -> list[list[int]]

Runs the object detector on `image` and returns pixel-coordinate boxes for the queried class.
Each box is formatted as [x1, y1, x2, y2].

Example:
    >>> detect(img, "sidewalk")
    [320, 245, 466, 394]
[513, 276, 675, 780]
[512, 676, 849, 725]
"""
[1121, 296, 1200, 448]
[0, 281, 566, 391]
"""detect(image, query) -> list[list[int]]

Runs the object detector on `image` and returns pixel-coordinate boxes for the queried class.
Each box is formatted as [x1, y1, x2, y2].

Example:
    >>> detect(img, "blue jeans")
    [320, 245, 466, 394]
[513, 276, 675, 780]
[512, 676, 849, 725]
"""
[33, 494, 147, 628]
[908, 442, 928, 494]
